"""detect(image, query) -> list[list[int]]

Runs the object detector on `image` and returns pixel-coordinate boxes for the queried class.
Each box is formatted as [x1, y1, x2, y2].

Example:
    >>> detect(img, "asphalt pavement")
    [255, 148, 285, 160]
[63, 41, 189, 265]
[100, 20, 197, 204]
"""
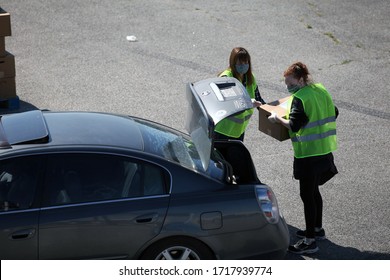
[1, 0, 389, 260]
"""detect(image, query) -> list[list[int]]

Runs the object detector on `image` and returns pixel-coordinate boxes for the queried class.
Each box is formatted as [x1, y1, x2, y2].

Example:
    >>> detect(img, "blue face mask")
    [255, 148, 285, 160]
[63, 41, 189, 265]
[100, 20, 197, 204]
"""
[287, 84, 301, 93]
[236, 64, 249, 74]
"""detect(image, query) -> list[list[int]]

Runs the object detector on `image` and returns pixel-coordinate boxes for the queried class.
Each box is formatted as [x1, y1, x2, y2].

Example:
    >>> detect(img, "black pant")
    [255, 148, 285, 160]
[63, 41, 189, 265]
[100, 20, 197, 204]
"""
[214, 131, 245, 141]
[299, 174, 323, 238]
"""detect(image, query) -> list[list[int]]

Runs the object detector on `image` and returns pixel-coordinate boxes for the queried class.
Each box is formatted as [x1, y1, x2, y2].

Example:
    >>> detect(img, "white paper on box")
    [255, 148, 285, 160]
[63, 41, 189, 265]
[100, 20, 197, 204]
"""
[279, 100, 289, 110]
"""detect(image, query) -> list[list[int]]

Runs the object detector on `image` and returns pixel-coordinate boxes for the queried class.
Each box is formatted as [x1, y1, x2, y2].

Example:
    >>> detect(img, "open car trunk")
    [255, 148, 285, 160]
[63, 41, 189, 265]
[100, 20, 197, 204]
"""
[214, 140, 260, 185]
[185, 77, 260, 184]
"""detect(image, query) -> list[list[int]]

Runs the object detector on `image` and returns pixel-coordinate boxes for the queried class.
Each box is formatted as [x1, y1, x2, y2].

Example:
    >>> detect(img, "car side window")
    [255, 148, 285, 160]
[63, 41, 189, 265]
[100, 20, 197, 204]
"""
[0, 156, 42, 212]
[43, 153, 168, 206]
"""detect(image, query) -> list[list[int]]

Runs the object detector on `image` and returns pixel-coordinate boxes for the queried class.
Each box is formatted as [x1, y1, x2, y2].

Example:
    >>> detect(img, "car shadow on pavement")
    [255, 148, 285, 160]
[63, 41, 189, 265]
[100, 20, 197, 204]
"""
[285, 225, 390, 260]
[0, 99, 39, 115]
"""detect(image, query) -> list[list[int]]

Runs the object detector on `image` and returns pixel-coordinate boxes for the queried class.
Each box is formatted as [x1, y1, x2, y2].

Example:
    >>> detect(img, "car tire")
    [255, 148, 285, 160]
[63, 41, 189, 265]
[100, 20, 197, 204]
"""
[140, 237, 215, 260]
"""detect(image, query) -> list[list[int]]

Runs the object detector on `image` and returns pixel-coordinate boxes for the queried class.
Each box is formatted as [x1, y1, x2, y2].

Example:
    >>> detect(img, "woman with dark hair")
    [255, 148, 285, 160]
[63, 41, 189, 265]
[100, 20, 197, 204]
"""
[268, 61, 338, 254]
[215, 47, 266, 141]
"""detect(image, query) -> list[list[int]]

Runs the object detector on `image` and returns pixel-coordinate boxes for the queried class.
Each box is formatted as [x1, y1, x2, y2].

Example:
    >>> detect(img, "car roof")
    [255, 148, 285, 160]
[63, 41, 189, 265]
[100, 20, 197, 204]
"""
[0, 110, 144, 150]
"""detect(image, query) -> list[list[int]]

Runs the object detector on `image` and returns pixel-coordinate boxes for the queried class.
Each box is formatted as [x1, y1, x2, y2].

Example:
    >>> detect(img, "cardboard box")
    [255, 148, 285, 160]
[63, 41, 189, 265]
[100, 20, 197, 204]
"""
[258, 96, 290, 141]
[0, 8, 11, 37]
[0, 52, 15, 78]
[0, 77, 16, 99]
[0, 37, 5, 57]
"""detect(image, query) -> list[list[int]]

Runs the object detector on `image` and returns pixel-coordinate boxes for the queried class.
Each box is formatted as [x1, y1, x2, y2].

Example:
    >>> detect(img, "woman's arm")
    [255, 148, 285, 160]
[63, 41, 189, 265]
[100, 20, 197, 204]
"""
[268, 97, 308, 131]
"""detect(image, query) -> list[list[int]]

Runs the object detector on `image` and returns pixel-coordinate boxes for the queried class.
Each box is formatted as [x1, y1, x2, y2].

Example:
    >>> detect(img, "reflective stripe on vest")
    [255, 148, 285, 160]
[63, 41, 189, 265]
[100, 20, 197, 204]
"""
[226, 113, 253, 124]
[303, 116, 336, 129]
[291, 129, 336, 143]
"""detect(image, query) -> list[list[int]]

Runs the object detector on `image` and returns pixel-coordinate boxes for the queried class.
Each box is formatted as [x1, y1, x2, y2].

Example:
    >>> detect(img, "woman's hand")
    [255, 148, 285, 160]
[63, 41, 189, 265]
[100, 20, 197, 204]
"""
[252, 100, 263, 108]
[268, 111, 278, 123]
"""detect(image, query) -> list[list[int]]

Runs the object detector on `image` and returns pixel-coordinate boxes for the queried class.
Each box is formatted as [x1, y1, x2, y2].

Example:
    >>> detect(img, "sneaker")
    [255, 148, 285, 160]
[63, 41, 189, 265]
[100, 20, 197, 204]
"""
[296, 228, 326, 240]
[288, 238, 319, 254]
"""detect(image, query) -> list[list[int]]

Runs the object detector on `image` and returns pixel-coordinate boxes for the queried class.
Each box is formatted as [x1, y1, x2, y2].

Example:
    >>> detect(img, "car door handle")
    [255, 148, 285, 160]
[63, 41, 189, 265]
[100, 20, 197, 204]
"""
[135, 213, 159, 224]
[10, 228, 36, 240]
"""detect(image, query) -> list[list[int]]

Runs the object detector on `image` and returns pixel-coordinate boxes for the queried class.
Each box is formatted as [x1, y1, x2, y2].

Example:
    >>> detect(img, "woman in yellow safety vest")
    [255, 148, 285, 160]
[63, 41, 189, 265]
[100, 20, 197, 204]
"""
[268, 62, 338, 255]
[215, 47, 266, 141]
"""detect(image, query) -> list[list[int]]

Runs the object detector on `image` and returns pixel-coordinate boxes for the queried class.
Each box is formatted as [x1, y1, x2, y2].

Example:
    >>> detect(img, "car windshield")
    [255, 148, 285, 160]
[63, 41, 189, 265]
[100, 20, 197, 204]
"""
[134, 119, 224, 181]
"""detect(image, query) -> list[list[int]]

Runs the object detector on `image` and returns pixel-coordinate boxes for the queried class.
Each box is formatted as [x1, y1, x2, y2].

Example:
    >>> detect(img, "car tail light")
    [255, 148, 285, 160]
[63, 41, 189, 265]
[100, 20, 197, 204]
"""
[255, 186, 280, 224]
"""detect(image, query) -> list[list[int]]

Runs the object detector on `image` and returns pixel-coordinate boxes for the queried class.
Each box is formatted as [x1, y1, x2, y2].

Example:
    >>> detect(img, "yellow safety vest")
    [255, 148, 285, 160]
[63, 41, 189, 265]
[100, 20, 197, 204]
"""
[215, 69, 255, 138]
[287, 83, 337, 158]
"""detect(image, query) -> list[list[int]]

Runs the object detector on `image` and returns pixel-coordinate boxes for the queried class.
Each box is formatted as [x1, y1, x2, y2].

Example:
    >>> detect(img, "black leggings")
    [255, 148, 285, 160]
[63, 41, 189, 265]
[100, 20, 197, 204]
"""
[299, 175, 323, 238]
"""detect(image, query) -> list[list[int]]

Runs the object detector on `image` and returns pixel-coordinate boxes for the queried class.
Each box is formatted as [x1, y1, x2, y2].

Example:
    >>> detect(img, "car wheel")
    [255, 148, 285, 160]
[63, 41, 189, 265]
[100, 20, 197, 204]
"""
[141, 237, 215, 260]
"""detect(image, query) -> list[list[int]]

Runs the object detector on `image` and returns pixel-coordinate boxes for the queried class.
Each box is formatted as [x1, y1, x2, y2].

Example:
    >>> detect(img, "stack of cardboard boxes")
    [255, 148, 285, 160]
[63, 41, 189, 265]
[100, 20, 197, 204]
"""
[0, 7, 19, 109]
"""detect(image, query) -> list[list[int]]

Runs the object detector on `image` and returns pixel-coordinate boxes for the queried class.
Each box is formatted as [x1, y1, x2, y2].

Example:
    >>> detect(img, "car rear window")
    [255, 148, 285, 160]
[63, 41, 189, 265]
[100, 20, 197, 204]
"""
[134, 119, 225, 181]
[0, 110, 49, 146]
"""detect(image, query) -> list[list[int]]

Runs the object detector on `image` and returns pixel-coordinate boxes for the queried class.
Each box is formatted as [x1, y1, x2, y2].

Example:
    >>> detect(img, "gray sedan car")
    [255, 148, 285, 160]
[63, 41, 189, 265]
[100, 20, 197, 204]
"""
[0, 78, 289, 260]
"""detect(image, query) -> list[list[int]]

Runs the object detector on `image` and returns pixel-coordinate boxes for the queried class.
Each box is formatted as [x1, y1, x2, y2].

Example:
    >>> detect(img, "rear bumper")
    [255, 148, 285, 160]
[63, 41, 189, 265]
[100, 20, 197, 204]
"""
[204, 216, 290, 260]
